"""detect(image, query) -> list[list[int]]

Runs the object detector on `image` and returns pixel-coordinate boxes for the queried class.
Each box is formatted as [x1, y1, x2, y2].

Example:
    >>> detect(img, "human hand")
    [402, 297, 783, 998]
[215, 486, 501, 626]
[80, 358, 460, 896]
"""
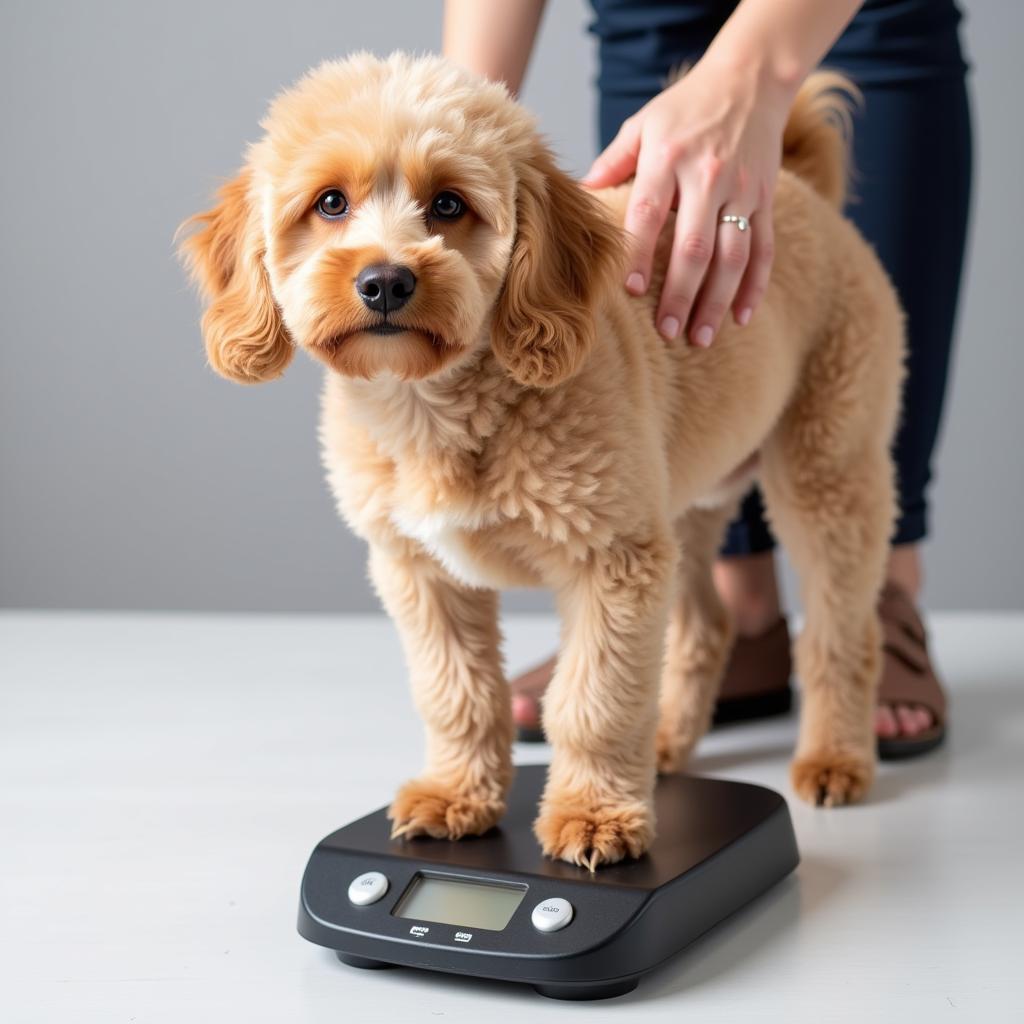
[582, 56, 794, 346]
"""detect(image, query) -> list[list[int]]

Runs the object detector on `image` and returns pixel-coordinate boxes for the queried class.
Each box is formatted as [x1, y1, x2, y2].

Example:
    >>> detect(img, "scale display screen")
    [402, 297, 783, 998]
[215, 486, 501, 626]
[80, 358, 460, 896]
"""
[392, 873, 527, 931]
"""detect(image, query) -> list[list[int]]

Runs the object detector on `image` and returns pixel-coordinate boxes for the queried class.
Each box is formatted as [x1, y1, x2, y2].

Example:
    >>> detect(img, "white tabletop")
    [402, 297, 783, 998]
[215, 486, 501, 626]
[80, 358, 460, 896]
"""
[2, 611, 1022, 1022]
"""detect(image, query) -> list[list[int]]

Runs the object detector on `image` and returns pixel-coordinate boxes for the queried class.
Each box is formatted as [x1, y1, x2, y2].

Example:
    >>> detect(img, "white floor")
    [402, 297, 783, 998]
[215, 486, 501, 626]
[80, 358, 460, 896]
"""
[1, 611, 1022, 1023]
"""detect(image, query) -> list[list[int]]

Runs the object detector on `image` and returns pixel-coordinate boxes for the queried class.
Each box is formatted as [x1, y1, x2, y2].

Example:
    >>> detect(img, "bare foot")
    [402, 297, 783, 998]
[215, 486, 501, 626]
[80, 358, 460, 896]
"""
[715, 546, 938, 741]
[875, 544, 936, 739]
[712, 551, 781, 636]
[510, 655, 553, 734]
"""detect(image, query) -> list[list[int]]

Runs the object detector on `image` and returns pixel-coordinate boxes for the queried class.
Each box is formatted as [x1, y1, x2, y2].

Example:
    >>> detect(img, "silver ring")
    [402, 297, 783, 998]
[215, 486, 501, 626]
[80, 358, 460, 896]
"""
[720, 214, 750, 232]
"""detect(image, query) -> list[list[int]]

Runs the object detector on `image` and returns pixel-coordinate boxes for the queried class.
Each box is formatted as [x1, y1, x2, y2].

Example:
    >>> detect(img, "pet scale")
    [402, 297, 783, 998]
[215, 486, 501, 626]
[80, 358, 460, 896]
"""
[297, 764, 798, 1000]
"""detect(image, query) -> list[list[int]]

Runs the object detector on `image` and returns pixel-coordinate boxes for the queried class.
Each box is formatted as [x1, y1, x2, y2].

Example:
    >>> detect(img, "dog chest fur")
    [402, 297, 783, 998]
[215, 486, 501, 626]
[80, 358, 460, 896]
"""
[389, 507, 498, 589]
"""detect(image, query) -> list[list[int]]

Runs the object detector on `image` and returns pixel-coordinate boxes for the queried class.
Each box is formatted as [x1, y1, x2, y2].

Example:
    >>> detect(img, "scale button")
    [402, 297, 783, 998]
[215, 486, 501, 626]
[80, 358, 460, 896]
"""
[347, 871, 389, 906]
[531, 897, 574, 933]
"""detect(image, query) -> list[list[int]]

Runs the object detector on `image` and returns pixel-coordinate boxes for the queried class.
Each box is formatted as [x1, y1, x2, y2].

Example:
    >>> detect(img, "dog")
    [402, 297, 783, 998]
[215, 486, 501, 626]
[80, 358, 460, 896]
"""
[179, 52, 904, 870]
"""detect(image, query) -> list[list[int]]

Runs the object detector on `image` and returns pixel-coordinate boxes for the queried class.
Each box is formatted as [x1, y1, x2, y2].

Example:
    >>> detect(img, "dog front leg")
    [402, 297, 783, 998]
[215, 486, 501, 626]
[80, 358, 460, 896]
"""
[369, 543, 513, 840]
[533, 532, 675, 870]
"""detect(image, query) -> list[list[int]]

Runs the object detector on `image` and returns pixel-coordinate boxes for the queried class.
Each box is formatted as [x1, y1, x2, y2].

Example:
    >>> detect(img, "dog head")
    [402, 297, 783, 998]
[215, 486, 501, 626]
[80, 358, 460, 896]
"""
[178, 52, 623, 387]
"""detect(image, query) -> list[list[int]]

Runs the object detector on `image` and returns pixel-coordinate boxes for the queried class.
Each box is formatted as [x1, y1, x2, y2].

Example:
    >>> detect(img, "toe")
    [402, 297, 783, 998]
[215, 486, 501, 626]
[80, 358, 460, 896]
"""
[896, 704, 921, 736]
[512, 694, 539, 729]
[875, 704, 898, 738]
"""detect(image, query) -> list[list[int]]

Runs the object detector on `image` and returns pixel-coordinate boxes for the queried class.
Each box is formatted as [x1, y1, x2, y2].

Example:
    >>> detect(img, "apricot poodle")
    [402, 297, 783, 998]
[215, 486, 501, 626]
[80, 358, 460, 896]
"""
[180, 53, 904, 870]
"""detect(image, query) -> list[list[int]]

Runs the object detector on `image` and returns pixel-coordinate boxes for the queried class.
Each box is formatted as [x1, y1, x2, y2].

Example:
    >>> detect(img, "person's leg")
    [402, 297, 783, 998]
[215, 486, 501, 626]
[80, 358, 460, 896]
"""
[826, 0, 973, 741]
[513, 0, 973, 746]
[714, 491, 782, 638]
[716, 0, 972, 744]
[594, 0, 786, 655]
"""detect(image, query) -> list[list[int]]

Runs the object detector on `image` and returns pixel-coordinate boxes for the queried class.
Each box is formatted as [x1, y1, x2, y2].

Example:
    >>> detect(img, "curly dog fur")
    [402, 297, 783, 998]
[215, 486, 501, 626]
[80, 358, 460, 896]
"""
[180, 53, 904, 870]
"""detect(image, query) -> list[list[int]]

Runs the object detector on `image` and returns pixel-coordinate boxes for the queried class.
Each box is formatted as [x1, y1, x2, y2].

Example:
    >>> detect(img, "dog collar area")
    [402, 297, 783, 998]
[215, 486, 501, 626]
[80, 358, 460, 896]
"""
[297, 764, 798, 1001]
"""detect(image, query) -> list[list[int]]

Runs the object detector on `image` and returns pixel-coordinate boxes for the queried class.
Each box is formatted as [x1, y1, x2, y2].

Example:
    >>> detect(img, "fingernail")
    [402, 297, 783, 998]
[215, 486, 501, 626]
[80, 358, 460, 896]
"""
[626, 272, 646, 294]
[737, 307, 752, 326]
[659, 315, 680, 341]
[694, 325, 714, 347]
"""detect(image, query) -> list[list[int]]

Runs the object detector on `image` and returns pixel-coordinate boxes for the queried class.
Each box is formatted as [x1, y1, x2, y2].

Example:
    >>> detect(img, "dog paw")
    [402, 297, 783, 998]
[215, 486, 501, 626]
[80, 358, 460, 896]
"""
[533, 801, 654, 871]
[790, 752, 875, 807]
[387, 778, 505, 840]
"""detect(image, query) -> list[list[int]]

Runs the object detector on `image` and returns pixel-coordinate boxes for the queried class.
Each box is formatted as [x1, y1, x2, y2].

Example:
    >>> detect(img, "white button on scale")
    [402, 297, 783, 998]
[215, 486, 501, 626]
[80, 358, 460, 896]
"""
[347, 871, 389, 906]
[531, 897, 574, 932]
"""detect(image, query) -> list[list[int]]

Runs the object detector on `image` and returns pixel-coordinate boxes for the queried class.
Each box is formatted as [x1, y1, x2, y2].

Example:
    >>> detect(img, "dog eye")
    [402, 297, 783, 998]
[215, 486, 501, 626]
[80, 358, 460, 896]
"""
[431, 191, 465, 220]
[316, 189, 349, 219]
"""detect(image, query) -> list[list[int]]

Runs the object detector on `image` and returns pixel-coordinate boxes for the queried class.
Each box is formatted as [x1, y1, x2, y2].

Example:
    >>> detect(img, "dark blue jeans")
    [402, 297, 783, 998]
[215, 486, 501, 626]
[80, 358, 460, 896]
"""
[589, 0, 973, 555]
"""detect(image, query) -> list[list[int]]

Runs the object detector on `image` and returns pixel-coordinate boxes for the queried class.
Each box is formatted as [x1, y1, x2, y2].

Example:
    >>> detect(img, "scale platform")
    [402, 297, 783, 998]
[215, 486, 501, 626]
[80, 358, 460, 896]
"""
[298, 764, 798, 1000]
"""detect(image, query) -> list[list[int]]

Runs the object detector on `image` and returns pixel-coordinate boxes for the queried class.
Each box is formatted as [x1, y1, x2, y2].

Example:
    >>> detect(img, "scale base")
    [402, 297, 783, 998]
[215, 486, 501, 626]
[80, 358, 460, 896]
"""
[335, 949, 637, 999]
[300, 764, 799, 999]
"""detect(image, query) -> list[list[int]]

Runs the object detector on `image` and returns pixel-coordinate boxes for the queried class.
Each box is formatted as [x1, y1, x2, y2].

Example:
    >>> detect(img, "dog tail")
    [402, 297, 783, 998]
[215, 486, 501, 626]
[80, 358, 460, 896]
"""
[782, 71, 861, 209]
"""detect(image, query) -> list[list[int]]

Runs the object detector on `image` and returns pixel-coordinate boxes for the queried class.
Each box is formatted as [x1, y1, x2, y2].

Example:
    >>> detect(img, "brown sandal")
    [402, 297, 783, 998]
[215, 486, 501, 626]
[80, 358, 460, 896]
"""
[510, 618, 794, 743]
[712, 617, 793, 725]
[875, 581, 948, 760]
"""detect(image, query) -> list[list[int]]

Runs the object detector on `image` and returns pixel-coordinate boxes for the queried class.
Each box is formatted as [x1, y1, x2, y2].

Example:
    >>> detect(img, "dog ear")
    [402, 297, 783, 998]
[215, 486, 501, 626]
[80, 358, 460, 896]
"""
[492, 142, 624, 388]
[177, 170, 293, 384]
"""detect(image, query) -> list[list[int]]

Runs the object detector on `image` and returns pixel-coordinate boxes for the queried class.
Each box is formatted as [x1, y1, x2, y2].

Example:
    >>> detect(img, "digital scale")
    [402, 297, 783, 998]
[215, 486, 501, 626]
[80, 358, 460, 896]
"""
[297, 764, 799, 1000]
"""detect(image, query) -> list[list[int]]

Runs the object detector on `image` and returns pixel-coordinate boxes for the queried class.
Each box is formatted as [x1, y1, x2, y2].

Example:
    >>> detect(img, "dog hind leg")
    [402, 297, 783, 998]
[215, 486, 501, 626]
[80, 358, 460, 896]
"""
[654, 504, 737, 773]
[760, 319, 900, 807]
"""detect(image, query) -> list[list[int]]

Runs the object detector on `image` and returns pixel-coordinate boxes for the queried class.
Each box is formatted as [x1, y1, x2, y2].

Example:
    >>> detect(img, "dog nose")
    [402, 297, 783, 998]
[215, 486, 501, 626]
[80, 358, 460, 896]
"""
[355, 264, 417, 314]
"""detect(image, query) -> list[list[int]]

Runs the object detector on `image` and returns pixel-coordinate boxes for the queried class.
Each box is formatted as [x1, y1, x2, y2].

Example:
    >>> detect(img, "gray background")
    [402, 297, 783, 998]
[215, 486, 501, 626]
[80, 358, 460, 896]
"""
[1, 0, 1020, 613]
